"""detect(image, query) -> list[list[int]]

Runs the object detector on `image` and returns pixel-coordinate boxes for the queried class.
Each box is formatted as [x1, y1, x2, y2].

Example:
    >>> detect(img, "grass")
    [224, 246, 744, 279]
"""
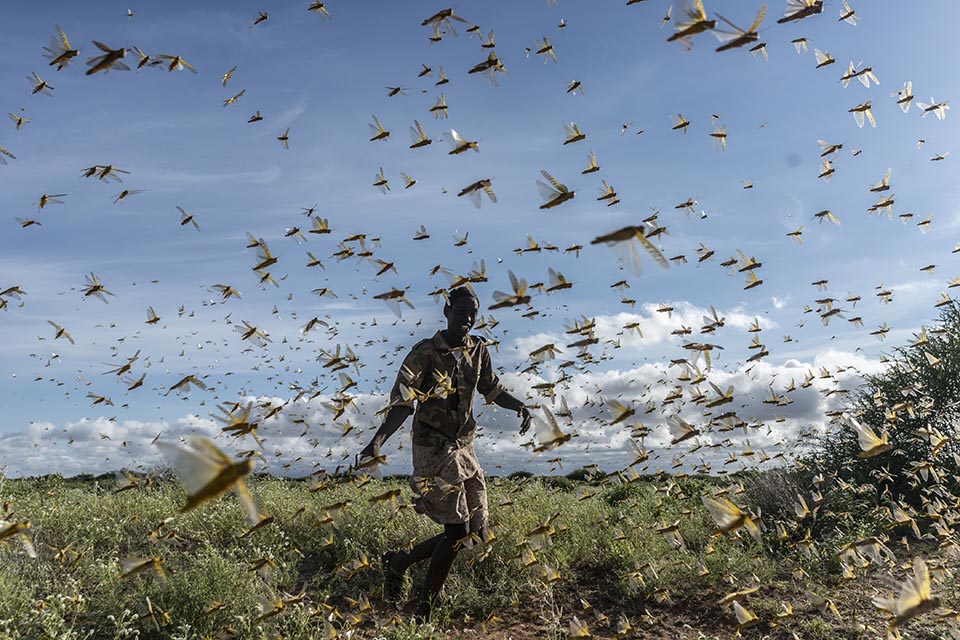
[0, 470, 956, 639]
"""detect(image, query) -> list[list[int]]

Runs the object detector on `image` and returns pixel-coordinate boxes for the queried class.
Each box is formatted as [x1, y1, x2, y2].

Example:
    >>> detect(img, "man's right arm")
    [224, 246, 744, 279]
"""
[359, 342, 425, 459]
[359, 405, 414, 459]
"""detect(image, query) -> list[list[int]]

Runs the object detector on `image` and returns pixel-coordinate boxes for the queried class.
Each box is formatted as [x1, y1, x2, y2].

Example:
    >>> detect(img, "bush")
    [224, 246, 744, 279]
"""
[541, 476, 575, 492]
[742, 467, 813, 523]
[809, 302, 960, 508]
[564, 467, 592, 482]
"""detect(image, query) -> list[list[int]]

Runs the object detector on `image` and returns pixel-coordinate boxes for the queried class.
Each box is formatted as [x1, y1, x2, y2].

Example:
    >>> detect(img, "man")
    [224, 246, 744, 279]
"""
[358, 286, 531, 619]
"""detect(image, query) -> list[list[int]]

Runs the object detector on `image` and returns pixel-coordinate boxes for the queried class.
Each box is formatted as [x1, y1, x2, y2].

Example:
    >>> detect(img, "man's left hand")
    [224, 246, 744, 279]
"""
[518, 406, 532, 436]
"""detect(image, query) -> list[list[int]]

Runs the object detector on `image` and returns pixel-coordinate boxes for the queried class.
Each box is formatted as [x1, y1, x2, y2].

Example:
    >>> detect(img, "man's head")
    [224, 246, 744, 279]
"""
[443, 286, 479, 343]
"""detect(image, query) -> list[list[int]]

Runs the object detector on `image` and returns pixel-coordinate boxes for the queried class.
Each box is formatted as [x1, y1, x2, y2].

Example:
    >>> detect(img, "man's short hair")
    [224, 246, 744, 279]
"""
[447, 286, 478, 306]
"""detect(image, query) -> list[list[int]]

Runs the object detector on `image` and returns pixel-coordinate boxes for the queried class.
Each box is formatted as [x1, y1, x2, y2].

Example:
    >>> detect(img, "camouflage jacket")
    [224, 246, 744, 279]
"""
[389, 330, 503, 447]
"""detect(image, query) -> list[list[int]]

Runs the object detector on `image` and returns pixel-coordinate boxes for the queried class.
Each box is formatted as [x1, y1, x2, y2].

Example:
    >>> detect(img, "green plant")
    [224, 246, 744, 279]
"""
[809, 302, 960, 508]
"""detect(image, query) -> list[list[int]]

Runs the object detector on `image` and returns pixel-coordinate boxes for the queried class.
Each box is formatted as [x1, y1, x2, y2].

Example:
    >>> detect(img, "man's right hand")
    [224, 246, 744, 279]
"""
[355, 406, 413, 466]
[358, 437, 382, 462]
[518, 406, 533, 436]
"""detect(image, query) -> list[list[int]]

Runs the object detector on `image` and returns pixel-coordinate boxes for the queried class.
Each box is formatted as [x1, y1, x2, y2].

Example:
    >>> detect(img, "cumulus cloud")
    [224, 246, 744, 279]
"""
[506, 304, 777, 374]
[0, 348, 886, 480]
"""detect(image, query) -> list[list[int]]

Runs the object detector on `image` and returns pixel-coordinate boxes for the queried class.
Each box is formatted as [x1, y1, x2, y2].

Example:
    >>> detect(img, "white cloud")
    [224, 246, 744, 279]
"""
[509, 304, 776, 360]
[880, 279, 943, 313]
[266, 99, 308, 136]
[0, 349, 883, 479]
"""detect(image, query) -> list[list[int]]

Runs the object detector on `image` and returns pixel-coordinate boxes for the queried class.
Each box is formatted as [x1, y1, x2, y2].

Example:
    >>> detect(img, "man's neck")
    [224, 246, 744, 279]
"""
[441, 329, 466, 347]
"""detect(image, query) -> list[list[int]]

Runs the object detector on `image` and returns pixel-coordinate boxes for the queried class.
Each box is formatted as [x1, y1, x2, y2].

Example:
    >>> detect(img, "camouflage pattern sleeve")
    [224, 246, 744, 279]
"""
[476, 341, 503, 404]
[389, 341, 429, 409]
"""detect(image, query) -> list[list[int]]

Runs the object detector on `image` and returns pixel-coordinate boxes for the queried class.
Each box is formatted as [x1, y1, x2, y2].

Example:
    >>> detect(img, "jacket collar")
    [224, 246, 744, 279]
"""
[432, 330, 473, 355]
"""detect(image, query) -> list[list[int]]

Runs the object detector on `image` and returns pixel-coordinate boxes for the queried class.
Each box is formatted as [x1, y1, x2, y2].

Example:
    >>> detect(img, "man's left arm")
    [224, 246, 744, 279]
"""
[476, 341, 532, 435]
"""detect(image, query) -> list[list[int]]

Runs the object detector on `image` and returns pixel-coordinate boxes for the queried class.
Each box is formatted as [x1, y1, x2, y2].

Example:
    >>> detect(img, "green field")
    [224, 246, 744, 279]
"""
[0, 468, 954, 640]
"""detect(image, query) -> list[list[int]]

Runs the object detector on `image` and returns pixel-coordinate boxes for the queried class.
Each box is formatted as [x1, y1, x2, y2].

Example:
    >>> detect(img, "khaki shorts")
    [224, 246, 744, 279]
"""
[409, 441, 488, 532]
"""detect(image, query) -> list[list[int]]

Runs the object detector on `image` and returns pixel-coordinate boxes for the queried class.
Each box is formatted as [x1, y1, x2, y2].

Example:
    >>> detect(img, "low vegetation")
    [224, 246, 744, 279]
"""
[1, 468, 956, 639]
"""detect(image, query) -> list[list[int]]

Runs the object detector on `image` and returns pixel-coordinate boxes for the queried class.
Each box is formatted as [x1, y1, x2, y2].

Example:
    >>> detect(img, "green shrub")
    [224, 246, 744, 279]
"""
[808, 302, 960, 509]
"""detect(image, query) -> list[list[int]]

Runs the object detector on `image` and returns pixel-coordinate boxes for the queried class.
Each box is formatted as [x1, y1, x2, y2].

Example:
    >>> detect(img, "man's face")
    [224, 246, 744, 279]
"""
[444, 296, 479, 340]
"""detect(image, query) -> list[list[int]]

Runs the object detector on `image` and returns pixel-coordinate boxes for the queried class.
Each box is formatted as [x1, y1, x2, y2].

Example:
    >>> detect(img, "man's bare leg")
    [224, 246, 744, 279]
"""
[394, 532, 444, 571]
[414, 522, 469, 619]
[384, 532, 444, 601]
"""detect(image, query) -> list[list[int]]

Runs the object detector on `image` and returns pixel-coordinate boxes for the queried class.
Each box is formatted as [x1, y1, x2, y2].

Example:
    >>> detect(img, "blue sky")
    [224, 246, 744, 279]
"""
[1, 1, 958, 477]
